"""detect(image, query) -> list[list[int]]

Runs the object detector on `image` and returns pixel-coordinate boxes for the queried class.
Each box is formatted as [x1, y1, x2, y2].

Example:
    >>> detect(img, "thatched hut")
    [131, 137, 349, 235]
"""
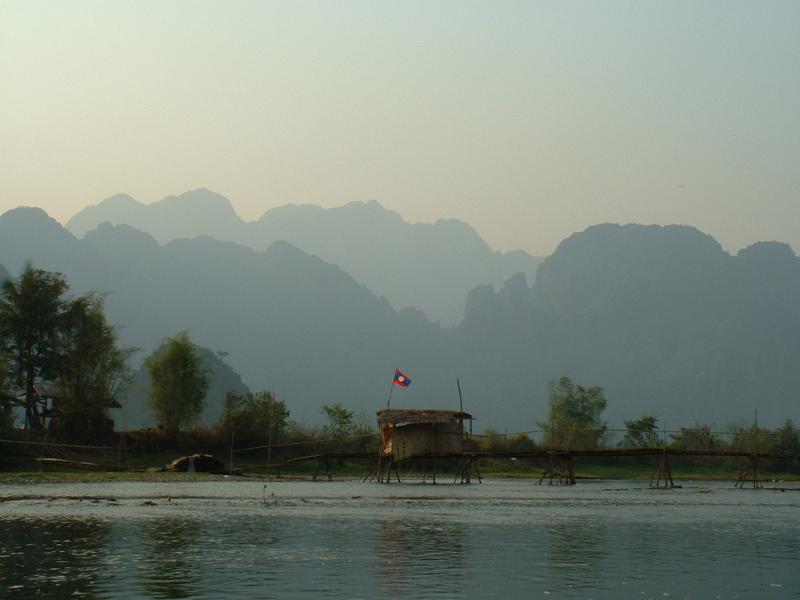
[13, 384, 120, 436]
[377, 408, 472, 462]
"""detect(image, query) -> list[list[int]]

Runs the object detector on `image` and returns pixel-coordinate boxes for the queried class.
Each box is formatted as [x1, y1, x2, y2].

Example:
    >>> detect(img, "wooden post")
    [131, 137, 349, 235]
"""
[229, 429, 235, 475]
[265, 396, 274, 482]
[650, 419, 674, 488]
[122, 432, 129, 470]
[433, 423, 438, 485]
[387, 371, 396, 409]
[39, 430, 47, 473]
[473, 455, 482, 483]
[753, 409, 760, 489]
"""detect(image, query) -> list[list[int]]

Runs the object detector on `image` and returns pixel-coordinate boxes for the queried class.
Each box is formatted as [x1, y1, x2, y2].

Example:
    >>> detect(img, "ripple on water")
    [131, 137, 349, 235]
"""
[1, 479, 799, 598]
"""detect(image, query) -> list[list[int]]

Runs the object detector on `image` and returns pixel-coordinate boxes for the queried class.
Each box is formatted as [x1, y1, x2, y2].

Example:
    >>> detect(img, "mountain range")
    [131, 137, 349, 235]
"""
[455, 224, 800, 428]
[2, 205, 799, 431]
[66, 189, 542, 325]
[0, 207, 450, 426]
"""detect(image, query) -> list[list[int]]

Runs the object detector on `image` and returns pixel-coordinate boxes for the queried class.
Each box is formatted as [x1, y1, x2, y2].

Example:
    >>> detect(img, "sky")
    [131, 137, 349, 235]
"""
[2, 0, 799, 256]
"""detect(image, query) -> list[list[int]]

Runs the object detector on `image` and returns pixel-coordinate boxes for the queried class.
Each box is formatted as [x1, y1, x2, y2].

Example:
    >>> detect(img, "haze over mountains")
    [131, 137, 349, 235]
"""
[2, 203, 799, 431]
[66, 189, 542, 325]
[116, 345, 250, 430]
[0, 207, 449, 426]
[456, 225, 800, 428]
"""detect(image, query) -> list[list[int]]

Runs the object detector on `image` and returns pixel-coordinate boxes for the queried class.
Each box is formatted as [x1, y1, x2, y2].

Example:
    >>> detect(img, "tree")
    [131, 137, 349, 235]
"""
[0, 265, 134, 437]
[145, 332, 211, 435]
[670, 423, 719, 451]
[320, 403, 375, 454]
[0, 265, 69, 430]
[55, 294, 135, 437]
[775, 419, 800, 456]
[478, 428, 537, 453]
[0, 354, 14, 430]
[537, 376, 607, 449]
[321, 403, 356, 439]
[220, 390, 290, 445]
[620, 415, 661, 448]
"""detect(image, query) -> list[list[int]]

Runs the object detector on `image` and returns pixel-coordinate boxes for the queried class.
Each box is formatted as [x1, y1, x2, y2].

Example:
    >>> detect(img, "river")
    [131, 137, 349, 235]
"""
[1, 478, 798, 599]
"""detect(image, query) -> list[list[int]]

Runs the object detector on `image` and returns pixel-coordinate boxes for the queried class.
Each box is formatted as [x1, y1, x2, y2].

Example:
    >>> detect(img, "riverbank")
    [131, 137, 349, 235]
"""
[1, 463, 798, 484]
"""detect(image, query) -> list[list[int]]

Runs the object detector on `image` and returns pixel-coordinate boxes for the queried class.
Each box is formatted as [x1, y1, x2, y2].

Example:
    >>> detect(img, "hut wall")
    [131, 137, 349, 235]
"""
[391, 421, 463, 461]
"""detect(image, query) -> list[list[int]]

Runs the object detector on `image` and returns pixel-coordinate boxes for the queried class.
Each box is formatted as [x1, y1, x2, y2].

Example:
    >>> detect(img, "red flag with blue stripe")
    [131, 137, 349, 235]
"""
[393, 369, 411, 387]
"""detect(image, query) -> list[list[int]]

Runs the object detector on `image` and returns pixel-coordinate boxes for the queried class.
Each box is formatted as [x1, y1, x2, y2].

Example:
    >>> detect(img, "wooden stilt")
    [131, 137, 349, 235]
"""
[536, 453, 575, 485]
[650, 447, 674, 488]
[537, 452, 557, 485]
[735, 455, 761, 489]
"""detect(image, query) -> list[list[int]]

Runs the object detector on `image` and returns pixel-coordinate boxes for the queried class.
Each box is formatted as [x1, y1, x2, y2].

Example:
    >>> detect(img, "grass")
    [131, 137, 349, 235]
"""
[0, 470, 239, 484]
[480, 460, 800, 482]
[2, 454, 798, 484]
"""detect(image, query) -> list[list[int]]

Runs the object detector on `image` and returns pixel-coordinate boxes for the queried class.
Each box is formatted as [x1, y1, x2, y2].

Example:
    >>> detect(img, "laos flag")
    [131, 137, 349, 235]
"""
[393, 369, 412, 387]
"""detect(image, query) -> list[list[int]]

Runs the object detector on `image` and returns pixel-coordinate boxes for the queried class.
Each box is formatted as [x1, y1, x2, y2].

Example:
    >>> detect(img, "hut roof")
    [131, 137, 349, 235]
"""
[377, 408, 472, 425]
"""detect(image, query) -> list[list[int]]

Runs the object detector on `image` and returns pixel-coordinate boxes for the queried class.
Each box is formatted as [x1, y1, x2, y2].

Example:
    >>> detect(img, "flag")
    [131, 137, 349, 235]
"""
[393, 369, 411, 387]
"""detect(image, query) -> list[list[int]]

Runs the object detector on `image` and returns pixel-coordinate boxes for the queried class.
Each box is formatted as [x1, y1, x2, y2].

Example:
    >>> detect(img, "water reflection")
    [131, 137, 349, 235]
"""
[1, 481, 798, 599]
[375, 518, 466, 597]
[0, 516, 109, 598]
[137, 513, 294, 599]
[543, 518, 608, 590]
[140, 518, 203, 599]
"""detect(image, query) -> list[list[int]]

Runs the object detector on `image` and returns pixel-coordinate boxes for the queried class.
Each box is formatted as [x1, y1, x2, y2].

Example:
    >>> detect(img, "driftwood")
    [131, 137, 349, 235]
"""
[31, 457, 124, 471]
[163, 453, 225, 473]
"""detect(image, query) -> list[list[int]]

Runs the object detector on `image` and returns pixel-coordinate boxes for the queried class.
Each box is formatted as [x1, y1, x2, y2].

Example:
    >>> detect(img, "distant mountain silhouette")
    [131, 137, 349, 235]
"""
[67, 190, 246, 247]
[1, 209, 453, 425]
[0, 207, 104, 299]
[457, 223, 800, 427]
[66, 190, 542, 325]
[4, 208, 799, 429]
[114, 344, 250, 429]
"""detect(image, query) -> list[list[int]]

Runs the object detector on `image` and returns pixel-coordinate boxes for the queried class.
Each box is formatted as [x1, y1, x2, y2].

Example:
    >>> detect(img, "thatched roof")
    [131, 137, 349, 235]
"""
[377, 408, 472, 425]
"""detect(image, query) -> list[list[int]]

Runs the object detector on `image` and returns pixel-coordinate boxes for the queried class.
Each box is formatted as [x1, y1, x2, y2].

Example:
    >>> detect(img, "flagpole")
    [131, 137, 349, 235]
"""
[387, 369, 396, 409]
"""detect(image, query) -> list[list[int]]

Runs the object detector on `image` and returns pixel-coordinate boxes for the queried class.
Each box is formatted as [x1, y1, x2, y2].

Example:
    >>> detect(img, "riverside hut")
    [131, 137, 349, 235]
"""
[377, 408, 472, 462]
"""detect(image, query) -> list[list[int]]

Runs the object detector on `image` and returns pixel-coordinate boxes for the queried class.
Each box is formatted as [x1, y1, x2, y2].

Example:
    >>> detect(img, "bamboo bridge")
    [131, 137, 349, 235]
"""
[262, 446, 800, 489]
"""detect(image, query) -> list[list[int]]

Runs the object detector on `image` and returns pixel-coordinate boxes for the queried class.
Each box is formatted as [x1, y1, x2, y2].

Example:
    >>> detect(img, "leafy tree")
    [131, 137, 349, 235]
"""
[537, 376, 607, 449]
[670, 423, 720, 451]
[727, 423, 768, 453]
[319, 403, 375, 454]
[620, 415, 661, 448]
[775, 419, 800, 456]
[54, 294, 135, 437]
[220, 390, 290, 445]
[0, 354, 14, 430]
[321, 403, 356, 439]
[145, 332, 211, 435]
[0, 265, 69, 430]
[478, 428, 537, 453]
[727, 421, 799, 472]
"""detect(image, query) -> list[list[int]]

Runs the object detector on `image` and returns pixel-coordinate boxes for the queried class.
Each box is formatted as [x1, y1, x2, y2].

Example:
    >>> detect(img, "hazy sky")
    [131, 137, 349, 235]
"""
[2, 1, 799, 256]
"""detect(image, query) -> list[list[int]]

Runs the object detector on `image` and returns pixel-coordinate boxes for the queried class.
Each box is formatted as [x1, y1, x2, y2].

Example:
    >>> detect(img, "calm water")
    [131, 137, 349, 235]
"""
[1, 478, 798, 599]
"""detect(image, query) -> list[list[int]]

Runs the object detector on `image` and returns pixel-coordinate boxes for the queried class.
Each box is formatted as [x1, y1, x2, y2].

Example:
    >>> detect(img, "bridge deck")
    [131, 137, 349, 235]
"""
[263, 447, 800, 470]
